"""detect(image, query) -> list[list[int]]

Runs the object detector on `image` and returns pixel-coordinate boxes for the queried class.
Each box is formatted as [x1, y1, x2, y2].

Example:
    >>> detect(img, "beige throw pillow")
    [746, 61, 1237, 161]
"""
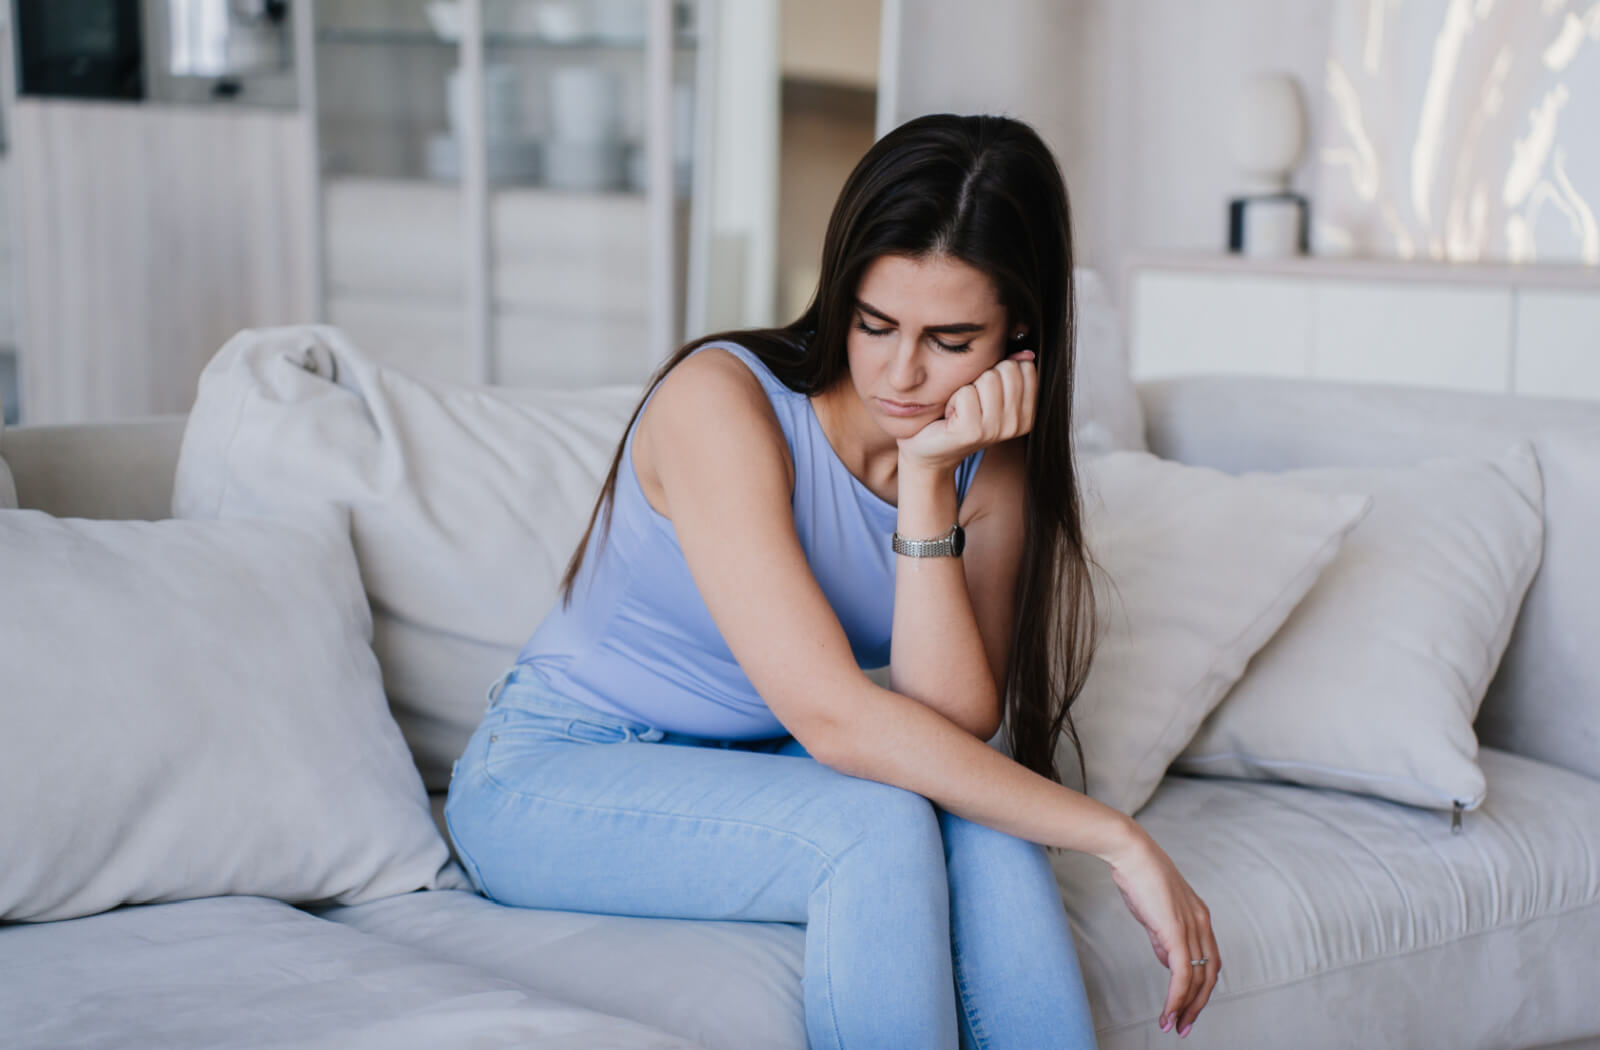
[0, 507, 466, 923]
[1062, 451, 1372, 815]
[1174, 443, 1544, 811]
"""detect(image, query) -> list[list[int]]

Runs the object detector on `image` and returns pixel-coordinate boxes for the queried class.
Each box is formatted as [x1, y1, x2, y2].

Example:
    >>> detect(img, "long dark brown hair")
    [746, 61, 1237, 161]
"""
[559, 113, 1096, 785]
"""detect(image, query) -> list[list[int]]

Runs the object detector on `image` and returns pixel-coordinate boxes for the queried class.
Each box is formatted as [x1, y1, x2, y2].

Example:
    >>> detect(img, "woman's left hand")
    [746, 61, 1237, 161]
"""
[898, 351, 1037, 472]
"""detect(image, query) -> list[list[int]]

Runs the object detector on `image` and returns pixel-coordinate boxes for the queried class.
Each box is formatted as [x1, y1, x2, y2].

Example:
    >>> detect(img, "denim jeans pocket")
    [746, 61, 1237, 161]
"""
[494, 708, 632, 746]
[482, 697, 664, 786]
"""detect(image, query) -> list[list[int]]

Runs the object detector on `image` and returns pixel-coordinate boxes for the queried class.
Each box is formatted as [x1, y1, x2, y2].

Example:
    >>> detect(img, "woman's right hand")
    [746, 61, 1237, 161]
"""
[1106, 827, 1220, 1038]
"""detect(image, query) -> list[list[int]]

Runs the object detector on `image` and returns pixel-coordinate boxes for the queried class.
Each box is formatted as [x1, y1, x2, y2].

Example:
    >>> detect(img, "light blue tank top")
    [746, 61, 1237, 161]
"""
[515, 341, 986, 739]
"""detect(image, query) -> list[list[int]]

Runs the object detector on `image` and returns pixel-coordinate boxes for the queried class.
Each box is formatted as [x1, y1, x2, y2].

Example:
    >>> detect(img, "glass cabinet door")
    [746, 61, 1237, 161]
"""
[480, 0, 700, 388]
[313, 0, 472, 383]
[309, 0, 703, 389]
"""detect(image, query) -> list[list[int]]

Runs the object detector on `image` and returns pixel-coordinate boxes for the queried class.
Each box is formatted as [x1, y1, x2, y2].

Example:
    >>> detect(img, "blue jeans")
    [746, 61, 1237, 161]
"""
[444, 665, 1098, 1050]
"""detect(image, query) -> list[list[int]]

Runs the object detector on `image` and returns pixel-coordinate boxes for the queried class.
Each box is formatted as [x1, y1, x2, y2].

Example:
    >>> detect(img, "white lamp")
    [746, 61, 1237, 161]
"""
[1228, 73, 1310, 257]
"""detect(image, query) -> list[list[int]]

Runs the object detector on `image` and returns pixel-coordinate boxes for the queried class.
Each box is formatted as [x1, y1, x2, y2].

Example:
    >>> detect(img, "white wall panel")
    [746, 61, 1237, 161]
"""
[1066, 1, 1334, 290]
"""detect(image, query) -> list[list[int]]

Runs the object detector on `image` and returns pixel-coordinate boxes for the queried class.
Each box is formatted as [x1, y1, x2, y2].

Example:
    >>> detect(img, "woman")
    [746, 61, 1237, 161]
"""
[445, 113, 1218, 1049]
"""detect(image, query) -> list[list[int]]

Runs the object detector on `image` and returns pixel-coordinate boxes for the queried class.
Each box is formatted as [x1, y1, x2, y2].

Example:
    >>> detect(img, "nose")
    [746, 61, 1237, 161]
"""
[887, 336, 922, 393]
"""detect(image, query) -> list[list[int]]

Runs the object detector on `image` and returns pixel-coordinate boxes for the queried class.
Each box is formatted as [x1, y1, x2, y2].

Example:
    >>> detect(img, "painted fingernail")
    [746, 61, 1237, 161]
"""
[1159, 1015, 1171, 1031]
[1180, 1023, 1192, 1038]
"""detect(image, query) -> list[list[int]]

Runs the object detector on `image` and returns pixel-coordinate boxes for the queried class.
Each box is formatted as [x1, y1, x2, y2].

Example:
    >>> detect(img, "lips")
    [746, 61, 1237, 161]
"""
[876, 397, 931, 417]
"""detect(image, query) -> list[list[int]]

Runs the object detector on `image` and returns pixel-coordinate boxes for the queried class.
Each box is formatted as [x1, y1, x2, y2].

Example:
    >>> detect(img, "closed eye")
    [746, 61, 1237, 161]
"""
[852, 318, 971, 353]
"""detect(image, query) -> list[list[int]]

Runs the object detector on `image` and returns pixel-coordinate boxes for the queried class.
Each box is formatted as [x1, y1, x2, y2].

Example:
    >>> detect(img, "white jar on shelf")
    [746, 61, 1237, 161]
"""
[547, 66, 623, 143]
[544, 66, 626, 190]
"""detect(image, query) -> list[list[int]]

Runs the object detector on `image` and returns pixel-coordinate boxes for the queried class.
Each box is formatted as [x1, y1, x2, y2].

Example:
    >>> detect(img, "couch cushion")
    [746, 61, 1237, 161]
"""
[0, 895, 697, 1049]
[1054, 747, 1600, 1050]
[317, 889, 807, 1050]
[343, 749, 1600, 1050]
[1475, 426, 1600, 785]
[1175, 444, 1544, 811]
[0, 507, 464, 923]
[1073, 269, 1146, 454]
[173, 325, 638, 791]
[1067, 450, 1370, 814]
[1139, 375, 1600, 785]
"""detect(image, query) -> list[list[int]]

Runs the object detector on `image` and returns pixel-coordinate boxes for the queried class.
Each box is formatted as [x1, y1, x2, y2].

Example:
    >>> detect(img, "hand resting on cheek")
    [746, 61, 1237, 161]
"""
[897, 350, 1039, 470]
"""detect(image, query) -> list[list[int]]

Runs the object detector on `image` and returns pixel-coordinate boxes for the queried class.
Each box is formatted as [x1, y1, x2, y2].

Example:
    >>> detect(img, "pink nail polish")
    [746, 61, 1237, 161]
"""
[1159, 1015, 1171, 1032]
[1180, 1024, 1192, 1038]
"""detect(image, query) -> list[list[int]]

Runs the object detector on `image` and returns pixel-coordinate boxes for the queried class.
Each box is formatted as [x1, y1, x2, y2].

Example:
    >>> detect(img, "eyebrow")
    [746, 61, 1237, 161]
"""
[855, 299, 988, 335]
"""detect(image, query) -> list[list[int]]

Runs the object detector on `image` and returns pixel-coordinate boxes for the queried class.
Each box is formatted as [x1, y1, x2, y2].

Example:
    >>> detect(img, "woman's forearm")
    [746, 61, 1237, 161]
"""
[887, 460, 1001, 737]
[815, 680, 1139, 863]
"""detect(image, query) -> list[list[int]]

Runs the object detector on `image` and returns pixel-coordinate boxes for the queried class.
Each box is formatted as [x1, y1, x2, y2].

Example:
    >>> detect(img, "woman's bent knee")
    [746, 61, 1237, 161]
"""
[828, 780, 944, 874]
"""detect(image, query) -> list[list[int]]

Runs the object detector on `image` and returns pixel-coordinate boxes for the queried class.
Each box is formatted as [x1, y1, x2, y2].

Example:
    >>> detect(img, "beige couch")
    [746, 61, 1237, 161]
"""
[3, 371, 1599, 1050]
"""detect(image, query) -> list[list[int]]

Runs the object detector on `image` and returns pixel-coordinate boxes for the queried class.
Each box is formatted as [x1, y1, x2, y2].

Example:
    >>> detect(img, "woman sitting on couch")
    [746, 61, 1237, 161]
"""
[445, 113, 1218, 1048]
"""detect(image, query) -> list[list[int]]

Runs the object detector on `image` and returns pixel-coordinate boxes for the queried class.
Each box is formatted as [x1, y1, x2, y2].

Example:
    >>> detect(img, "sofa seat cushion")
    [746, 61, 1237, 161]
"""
[318, 745, 1593, 1050]
[1054, 747, 1600, 1050]
[317, 889, 807, 1050]
[341, 749, 1600, 1050]
[0, 895, 697, 1050]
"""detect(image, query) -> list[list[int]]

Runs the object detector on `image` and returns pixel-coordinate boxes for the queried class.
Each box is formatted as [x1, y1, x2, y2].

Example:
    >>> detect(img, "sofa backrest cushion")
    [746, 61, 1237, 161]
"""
[1140, 375, 1600, 784]
[0, 506, 466, 923]
[1072, 269, 1147, 454]
[1472, 426, 1600, 781]
[173, 325, 638, 790]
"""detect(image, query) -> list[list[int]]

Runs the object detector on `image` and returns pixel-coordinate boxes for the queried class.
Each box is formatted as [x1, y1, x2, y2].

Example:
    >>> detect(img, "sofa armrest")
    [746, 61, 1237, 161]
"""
[0, 416, 187, 521]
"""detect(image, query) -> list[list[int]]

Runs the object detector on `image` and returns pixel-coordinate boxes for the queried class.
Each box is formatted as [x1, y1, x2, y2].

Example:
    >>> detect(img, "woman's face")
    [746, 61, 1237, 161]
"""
[841, 253, 1018, 440]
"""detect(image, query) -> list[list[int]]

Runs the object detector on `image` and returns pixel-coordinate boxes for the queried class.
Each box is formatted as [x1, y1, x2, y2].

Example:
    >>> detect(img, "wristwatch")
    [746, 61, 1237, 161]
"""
[892, 523, 966, 558]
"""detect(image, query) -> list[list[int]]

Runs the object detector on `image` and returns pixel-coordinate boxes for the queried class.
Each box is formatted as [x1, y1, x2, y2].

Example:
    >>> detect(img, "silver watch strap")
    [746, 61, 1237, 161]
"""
[891, 524, 963, 558]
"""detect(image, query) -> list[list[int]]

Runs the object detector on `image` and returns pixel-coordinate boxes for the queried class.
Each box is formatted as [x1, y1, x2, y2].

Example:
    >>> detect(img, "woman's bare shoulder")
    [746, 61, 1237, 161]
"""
[658, 346, 771, 404]
[634, 347, 794, 517]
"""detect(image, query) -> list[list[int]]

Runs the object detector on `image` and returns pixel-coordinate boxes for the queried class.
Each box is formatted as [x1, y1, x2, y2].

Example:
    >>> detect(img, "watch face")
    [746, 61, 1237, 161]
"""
[950, 524, 966, 556]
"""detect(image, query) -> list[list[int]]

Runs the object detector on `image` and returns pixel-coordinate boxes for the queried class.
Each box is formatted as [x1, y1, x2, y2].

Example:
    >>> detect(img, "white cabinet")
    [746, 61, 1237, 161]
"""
[1309, 282, 1512, 394]
[10, 100, 318, 423]
[1128, 256, 1600, 402]
[1514, 291, 1600, 401]
[327, 290, 470, 384]
[324, 178, 465, 302]
[311, 0, 709, 389]
[1132, 271, 1310, 379]
[0, 0, 729, 423]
